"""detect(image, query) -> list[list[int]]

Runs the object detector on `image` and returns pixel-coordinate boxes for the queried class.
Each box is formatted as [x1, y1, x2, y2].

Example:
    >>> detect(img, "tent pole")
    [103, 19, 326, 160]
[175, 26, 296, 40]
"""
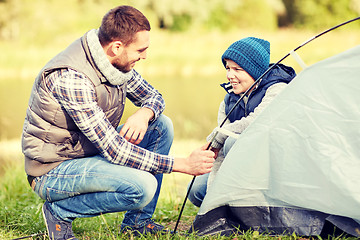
[173, 16, 360, 235]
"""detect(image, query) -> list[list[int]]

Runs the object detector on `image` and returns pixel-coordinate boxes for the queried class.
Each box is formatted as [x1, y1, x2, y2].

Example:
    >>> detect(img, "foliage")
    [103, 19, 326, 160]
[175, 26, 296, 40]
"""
[227, 0, 278, 31]
[0, 0, 21, 40]
[282, 0, 360, 29]
[201, 0, 278, 31]
[0, 0, 120, 41]
[1, 0, 359, 39]
[123, 0, 281, 31]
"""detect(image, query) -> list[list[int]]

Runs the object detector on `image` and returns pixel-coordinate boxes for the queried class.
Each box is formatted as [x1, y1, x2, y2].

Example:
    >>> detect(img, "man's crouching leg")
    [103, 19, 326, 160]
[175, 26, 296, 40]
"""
[32, 157, 158, 239]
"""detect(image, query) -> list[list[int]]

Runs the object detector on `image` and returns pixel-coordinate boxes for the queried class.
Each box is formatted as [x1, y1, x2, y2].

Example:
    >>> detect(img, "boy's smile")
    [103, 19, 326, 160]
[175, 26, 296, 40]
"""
[225, 59, 255, 95]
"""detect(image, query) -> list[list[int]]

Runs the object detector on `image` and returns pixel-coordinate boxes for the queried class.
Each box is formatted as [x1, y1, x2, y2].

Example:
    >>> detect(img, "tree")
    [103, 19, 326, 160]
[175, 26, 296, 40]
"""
[131, 0, 282, 31]
[281, 0, 360, 29]
[0, 0, 20, 40]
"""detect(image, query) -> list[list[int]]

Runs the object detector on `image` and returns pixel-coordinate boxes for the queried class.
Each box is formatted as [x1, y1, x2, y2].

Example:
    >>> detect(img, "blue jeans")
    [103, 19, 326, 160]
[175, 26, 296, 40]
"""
[33, 115, 173, 228]
[188, 137, 236, 207]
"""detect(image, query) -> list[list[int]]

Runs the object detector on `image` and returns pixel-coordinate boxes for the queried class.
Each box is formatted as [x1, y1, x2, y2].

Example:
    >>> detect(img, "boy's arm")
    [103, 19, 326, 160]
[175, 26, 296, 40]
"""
[207, 100, 229, 149]
[221, 82, 287, 135]
[208, 83, 288, 149]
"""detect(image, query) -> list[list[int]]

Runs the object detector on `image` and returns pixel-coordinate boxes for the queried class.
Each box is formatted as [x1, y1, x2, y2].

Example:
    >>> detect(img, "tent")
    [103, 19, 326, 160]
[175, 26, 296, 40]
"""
[190, 45, 360, 237]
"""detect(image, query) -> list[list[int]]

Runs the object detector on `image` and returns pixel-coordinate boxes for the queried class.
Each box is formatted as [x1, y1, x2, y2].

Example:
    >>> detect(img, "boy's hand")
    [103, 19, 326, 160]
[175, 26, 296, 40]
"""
[210, 147, 220, 159]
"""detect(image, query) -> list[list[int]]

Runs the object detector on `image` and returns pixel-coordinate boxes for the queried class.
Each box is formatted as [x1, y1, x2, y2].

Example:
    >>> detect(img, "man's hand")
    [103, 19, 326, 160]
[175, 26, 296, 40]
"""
[119, 108, 154, 145]
[173, 144, 215, 176]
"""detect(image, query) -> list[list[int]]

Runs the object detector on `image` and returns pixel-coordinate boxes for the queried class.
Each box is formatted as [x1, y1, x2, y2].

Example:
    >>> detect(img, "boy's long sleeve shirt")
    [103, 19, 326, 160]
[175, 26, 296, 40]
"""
[207, 83, 287, 149]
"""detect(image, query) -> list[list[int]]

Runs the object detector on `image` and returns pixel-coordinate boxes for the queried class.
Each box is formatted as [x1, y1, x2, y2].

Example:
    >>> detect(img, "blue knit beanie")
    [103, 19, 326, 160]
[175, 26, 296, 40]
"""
[221, 37, 270, 80]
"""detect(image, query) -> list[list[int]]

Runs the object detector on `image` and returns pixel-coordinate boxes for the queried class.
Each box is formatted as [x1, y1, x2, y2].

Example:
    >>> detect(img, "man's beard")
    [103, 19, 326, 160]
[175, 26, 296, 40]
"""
[112, 61, 132, 73]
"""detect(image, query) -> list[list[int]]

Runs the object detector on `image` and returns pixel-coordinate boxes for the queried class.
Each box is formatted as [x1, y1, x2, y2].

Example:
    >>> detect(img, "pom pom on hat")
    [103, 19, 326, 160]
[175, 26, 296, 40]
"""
[221, 37, 270, 80]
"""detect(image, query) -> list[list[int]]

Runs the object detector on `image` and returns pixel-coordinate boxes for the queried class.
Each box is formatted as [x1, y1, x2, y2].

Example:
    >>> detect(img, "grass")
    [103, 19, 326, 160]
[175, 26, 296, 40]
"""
[0, 140, 197, 239]
[1, 5, 359, 238]
[0, 140, 201, 239]
[0, 140, 358, 240]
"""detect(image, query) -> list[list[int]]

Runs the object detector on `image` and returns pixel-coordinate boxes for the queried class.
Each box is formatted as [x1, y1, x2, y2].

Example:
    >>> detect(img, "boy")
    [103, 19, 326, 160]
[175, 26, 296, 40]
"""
[188, 37, 296, 207]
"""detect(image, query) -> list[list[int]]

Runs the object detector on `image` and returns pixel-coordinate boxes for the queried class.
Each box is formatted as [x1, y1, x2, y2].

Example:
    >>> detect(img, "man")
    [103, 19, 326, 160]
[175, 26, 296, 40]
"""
[22, 5, 214, 240]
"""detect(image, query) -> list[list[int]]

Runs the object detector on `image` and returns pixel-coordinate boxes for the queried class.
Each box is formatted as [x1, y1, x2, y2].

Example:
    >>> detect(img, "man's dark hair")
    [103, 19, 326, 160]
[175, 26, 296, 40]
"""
[98, 5, 151, 46]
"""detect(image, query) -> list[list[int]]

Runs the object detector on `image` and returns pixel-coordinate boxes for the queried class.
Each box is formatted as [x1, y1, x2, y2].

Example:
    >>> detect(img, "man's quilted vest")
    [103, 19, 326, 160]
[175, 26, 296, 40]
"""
[22, 33, 127, 176]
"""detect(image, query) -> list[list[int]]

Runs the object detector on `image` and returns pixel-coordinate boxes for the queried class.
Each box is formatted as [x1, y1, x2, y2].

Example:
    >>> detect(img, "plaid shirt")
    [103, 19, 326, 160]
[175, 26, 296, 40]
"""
[45, 68, 174, 174]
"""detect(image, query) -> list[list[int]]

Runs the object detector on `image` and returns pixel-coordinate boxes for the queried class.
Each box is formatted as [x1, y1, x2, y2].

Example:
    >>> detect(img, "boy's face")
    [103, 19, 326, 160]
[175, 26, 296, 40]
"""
[225, 59, 255, 95]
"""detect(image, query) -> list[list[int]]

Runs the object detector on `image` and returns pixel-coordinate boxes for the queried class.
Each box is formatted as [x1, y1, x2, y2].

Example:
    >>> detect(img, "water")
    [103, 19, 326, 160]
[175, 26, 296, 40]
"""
[0, 79, 33, 140]
[0, 75, 223, 141]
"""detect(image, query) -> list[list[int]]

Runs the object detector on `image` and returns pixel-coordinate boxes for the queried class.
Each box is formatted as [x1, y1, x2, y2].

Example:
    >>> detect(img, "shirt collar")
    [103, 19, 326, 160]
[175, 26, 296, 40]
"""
[86, 29, 133, 86]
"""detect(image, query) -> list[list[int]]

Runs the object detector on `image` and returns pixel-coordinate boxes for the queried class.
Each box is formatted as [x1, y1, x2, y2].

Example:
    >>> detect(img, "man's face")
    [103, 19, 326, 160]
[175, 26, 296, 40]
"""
[112, 30, 150, 73]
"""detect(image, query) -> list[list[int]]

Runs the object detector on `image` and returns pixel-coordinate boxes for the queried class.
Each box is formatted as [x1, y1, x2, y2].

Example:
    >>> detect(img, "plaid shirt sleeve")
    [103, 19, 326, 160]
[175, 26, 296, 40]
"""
[126, 70, 165, 120]
[45, 69, 174, 174]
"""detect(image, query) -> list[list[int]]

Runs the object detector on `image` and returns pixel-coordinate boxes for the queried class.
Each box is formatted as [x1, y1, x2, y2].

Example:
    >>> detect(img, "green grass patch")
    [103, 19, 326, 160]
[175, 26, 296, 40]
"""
[0, 140, 358, 239]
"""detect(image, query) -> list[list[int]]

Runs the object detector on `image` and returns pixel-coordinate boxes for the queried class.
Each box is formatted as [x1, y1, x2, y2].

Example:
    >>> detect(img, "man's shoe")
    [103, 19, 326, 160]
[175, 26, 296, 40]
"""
[42, 201, 78, 240]
[120, 219, 170, 236]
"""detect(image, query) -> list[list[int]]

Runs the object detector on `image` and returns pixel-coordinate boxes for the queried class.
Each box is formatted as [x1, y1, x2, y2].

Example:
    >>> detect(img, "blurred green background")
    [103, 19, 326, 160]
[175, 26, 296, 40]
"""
[0, 2, 358, 238]
[0, 0, 359, 142]
[0, 2, 359, 238]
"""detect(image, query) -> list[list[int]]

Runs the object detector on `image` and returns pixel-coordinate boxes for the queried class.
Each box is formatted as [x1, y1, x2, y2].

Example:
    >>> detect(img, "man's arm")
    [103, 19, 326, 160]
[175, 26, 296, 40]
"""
[126, 70, 165, 121]
[173, 144, 215, 176]
[48, 69, 173, 174]
[122, 72, 216, 175]
[48, 69, 215, 176]
[120, 107, 154, 145]
[121, 70, 165, 144]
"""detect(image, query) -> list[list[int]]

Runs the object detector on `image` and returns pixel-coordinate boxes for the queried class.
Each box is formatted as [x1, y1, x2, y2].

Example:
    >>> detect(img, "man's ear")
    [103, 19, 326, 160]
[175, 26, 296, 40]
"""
[109, 40, 124, 56]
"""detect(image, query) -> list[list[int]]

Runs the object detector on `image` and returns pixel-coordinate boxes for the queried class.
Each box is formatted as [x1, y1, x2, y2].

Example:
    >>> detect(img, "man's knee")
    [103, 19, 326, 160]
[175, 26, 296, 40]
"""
[124, 172, 158, 209]
[157, 114, 174, 140]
